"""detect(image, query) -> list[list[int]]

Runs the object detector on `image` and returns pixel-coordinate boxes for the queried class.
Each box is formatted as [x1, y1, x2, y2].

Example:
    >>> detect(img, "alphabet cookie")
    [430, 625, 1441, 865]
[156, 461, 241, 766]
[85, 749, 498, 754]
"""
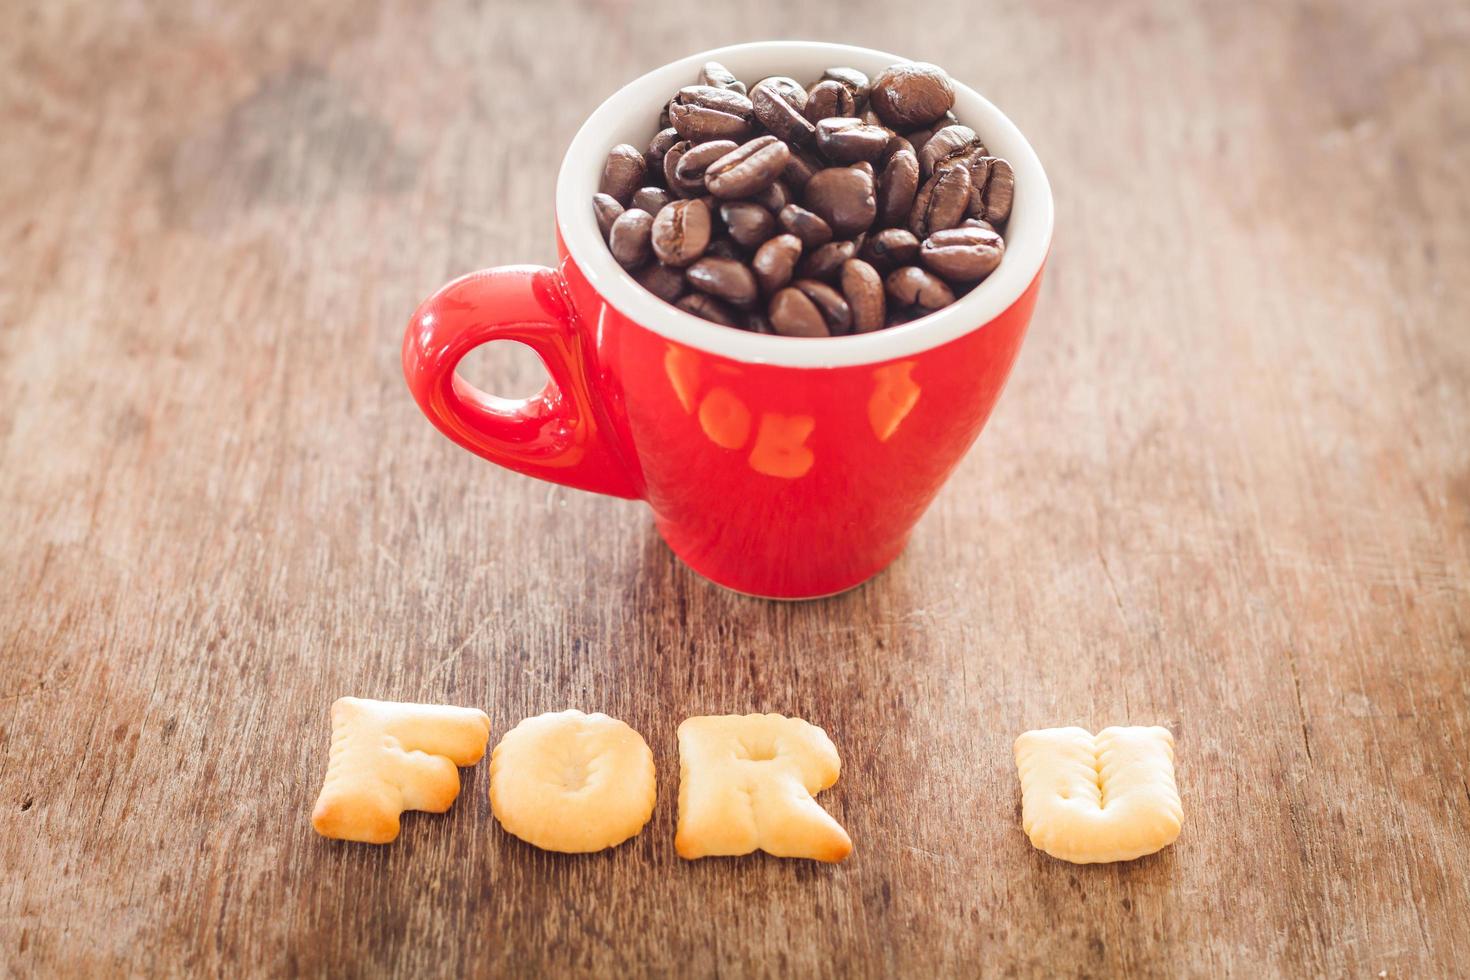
[1014, 725, 1182, 864]
[311, 697, 491, 844]
[675, 713, 851, 862]
[489, 710, 656, 853]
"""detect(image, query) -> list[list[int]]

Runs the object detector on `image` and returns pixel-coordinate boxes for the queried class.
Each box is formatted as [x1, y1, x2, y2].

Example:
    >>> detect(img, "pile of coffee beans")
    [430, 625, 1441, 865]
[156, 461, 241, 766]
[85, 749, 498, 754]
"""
[592, 61, 1014, 337]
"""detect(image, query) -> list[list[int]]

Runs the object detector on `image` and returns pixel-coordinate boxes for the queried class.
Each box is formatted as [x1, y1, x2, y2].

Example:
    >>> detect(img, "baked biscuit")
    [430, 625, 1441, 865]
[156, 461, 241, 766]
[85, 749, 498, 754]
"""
[675, 713, 851, 862]
[1014, 725, 1182, 864]
[311, 697, 491, 844]
[489, 710, 656, 853]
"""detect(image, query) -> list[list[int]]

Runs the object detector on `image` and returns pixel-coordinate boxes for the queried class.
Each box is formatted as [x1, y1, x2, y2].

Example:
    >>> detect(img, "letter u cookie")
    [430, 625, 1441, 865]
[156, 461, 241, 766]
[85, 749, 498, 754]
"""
[1014, 726, 1182, 864]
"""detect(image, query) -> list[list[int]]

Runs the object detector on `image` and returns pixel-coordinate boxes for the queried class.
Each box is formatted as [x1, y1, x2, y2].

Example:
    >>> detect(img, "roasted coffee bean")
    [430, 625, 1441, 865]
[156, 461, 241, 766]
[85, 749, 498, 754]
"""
[919, 124, 984, 178]
[705, 135, 791, 199]
[861, 106, 887, 128]
[822, 67, 870, 107]
[674, 139, 739, 185]
[699, 61, 746, 95]
[908, 162, 971, 238]
[608, 208, 654, 269]
[962, 217, 998, 233]
[881, 135, 915, 164]
[676, 85, 755, 120]
[840, 259, 886, 332]
[861, 227, 921, 272]
[687, 256, 759, 309]
[676, 292, 741, 326]
[885, 265, 956, 310]
[919, 224, 1005, 283]
[870, 63, 955, 128]
[750, 179, 791, 213]
[669, 101, 752, 143]
[768, 287, 829, 337]
[778, 203, 834, 249]
[750, 82, 817, 146]
[646, 127, 680, 173]
[851, 160, 876, 180]
[632, 186, 673, 214]
[592, 193, 624, 240]
[663, 141, 700, 197]
[754, 76, 808, 110]
[634, 261, 686, 302]
[720, 202, 776, 249]
[877, 147, 920, 227]
[599, 144, 646, 205]
[791, 279, 853, 335]
[803, 166, 877, 238]
[966, 156, 1015, 223]
[649, 198, 711, 268]
[752, 234, 802, 295]
[798, 239, 856, 281]
[804, 79, 855, 123]
[781, 146, 823, 189]
[814, 117, 891, 164]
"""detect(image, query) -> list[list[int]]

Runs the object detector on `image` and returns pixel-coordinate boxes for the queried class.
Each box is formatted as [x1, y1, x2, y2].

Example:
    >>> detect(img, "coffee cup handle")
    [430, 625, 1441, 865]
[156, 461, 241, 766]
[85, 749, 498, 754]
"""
[402, 265, 640, 499]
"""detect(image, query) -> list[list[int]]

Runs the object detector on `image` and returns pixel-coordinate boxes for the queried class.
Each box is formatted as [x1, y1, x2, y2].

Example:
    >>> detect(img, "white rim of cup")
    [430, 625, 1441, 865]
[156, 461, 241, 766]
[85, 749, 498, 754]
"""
[556, 41, 1054, 369]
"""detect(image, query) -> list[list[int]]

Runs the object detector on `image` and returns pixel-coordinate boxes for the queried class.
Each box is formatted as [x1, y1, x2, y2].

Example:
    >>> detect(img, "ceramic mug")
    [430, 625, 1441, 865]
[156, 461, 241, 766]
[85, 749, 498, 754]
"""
[402, 41, 1053, 599]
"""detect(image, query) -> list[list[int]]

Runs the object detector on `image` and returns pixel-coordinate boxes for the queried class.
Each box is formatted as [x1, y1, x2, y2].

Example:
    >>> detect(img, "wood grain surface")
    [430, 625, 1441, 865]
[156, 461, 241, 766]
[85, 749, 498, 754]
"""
[3, 0, 1468, 976]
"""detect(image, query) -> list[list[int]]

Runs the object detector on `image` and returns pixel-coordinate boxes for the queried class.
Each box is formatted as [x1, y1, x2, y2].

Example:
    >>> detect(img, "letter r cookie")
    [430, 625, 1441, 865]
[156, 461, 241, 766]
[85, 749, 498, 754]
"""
[1014, 726, 1182, 864]
[676, 713, 851, 862]
[311, 697, 491, 844]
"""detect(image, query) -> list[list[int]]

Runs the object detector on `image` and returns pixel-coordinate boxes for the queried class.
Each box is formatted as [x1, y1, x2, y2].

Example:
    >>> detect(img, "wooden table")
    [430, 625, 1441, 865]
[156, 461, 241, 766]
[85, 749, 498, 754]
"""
[4, 1, 1468, 975]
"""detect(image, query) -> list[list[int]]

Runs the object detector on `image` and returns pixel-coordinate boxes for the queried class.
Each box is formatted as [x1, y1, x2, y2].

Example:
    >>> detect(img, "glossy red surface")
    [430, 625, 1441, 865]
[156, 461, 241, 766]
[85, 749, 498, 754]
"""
[403, 242, 1043, 599]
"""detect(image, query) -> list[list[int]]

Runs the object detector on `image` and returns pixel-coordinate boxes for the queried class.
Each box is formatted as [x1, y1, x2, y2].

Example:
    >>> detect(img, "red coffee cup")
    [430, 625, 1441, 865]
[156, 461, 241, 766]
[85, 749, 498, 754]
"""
[403, 42, 1053, 599]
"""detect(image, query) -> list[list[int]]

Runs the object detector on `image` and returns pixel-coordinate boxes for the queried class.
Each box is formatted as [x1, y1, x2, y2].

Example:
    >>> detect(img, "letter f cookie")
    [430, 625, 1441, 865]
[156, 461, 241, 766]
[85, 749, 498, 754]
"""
[676, 713, 851, 862]
[311, 697, 491, 844]
[1014, 726, 1182, 864]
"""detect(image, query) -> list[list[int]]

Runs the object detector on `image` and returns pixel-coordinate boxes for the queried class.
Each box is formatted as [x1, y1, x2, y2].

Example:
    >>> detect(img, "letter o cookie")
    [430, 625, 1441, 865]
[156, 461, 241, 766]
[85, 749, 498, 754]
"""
[489, 710, 656, 853]
[1014, 725, 1182, 864]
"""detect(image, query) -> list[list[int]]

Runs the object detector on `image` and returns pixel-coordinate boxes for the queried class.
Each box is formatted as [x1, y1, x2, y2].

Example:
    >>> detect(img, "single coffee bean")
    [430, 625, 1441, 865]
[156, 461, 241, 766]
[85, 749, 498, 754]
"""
[822, 67, 870, 107]
[674, 139, 739, 185]
[676, 292, 741, 326]
[634, 261, 687, 302]
[920, 224, 1006, 283]
[754, 76, 807, 110]
[646, 127, 680, 173]
[778, 203, 834, 249]
[676, 85, 755, 120]
[752, 234, 803, 295]
[962, 217, 999, 233]
[908, 161, 971, 238]
[669, 101, 752, 143]
[650, 198, 712, 267]
[861, 228, 921, 272]
[768, 287, 829, 337]
[798, 239, 856, 282]
[592, 193, 624, 240]
[664, 141, 701, 197]
[870, 63, 955, 128]
[781, 147, 823, 189]
[803, 166, 877, 238]
[608, 208, 654, 269]
[699, 61, 746, 95]
[967, 156, 1015, 223]
[877, 147, 920, 227]
[750, 82, 817, 146]
[804, 79, 855, 123]
[687, 256, 759, 309]
[750, 179, 791, 213]
[850, 160, 876, 180]
[632, 186, 673, 214]
[840, 259, 886, 332]
[705, 135, 791, 199]
[885, 265, 956, 310]
[791, 279, 853, 335]
[919, 124, 984, 178]
[720, 201, 776, 249]
[599, 144, 646, 205]
[814, 117, 891, 164]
